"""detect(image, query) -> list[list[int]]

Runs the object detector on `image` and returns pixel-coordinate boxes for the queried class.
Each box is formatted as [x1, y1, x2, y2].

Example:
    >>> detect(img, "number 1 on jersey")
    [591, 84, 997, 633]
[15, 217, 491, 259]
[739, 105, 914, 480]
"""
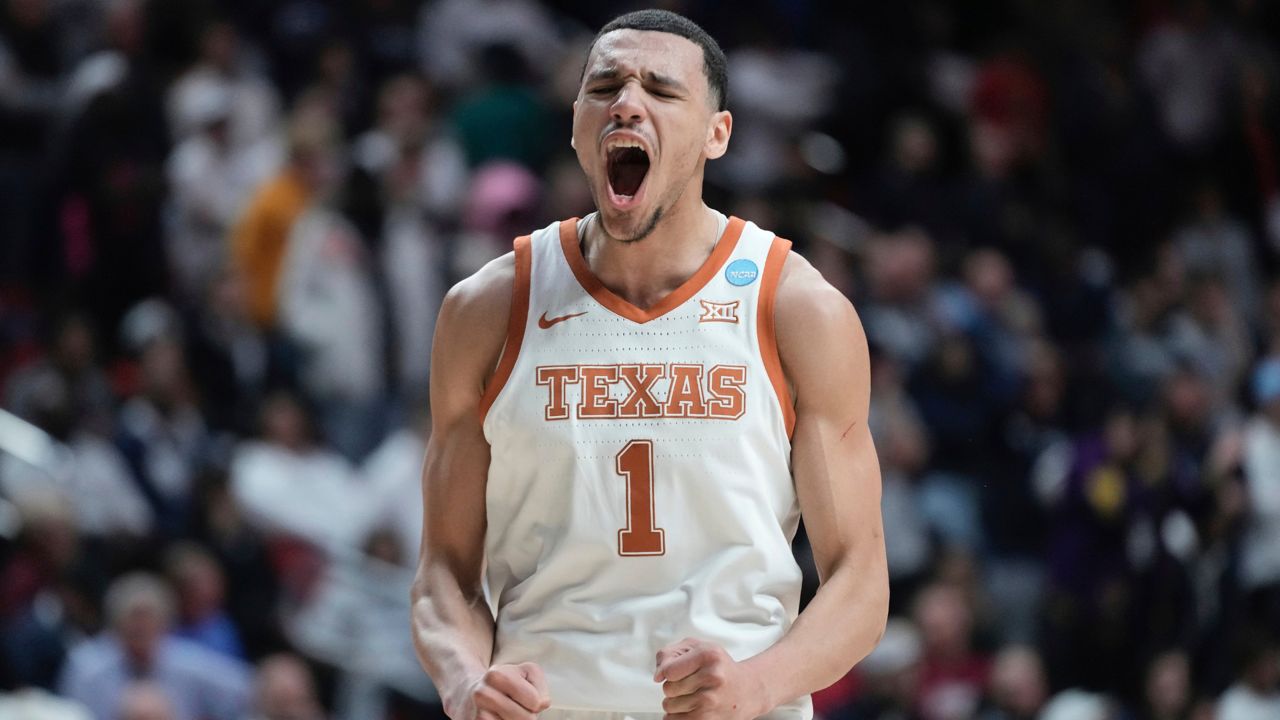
[616, 440, 665, 556]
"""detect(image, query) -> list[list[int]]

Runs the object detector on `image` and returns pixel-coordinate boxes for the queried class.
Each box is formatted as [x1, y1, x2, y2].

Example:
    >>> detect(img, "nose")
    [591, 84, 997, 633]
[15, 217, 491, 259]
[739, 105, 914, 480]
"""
[610, 82, 645, 125]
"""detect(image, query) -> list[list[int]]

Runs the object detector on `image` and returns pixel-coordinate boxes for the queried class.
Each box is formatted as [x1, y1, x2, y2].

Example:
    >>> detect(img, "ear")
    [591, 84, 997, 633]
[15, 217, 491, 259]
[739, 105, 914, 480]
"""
[704, 110, 732, 160]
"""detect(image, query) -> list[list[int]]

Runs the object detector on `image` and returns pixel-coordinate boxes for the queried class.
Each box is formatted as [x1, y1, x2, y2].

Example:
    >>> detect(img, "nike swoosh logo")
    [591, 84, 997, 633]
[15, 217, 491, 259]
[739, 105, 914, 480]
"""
[538, 311, 588, 329]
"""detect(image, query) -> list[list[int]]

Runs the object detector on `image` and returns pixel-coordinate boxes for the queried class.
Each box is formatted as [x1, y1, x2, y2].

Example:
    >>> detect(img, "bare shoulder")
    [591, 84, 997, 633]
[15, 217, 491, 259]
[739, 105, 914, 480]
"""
[774, 250, 864, 347]
[772, 250, 869, 409]
[439, 252, 516, 333]
[433, 252, 518, 396]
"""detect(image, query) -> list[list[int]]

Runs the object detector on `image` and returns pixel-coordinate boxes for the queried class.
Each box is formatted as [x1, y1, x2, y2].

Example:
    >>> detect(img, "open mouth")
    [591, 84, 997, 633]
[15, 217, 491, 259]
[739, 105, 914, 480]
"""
[606, 143, 650, 203]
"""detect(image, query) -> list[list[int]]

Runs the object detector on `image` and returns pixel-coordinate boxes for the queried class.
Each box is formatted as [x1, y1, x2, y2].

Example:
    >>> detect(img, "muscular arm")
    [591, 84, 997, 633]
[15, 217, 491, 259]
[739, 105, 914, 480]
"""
[410, 254, 512, 717]
[742, 252, 889, 709]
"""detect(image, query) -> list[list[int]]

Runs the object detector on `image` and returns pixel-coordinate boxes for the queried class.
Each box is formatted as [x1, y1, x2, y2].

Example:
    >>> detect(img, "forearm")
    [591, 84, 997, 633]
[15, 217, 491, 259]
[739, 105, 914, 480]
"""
[411, 564, 497, 715]
[742, 561, 888, 712]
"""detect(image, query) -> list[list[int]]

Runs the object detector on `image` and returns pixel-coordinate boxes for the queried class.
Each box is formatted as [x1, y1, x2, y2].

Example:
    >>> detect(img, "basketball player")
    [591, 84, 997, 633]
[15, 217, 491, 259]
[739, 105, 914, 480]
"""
[411, 10, 888, 720]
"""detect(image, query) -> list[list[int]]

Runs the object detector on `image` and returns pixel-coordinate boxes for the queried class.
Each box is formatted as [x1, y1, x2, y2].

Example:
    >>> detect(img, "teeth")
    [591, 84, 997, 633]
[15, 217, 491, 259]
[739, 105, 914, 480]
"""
[606, 138, 645, 152]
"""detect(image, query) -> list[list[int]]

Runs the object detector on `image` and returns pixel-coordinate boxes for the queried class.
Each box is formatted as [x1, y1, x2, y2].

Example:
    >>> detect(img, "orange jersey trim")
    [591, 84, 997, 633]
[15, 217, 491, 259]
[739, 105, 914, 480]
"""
[758, 236, 795, 438]
[559, 216, 747, 324]
[479, 234, 533, 422]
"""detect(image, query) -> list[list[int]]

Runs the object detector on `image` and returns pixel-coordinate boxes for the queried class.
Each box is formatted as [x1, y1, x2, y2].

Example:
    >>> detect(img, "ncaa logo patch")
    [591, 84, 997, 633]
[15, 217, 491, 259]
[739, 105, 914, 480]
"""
[724, 259, 759, 287]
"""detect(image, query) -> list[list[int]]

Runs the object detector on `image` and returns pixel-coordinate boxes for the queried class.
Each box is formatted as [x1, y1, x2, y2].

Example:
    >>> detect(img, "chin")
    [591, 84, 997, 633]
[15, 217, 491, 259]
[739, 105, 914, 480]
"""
[597, 205, 663, 243]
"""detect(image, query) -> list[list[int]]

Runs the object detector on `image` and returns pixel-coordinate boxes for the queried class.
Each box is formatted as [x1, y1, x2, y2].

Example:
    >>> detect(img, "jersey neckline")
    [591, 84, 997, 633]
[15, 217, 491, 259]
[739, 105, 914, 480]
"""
[557, 215, 747, 325]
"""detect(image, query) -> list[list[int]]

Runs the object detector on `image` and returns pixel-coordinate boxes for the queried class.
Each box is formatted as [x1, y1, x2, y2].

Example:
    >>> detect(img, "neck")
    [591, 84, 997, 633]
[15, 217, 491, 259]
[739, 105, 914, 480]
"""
[583, 200, 722, 310]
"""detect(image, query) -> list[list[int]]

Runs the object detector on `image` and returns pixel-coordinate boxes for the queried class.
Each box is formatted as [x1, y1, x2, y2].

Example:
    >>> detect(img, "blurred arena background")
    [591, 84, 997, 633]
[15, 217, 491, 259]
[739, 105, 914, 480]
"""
[1, 0, 1280, 719]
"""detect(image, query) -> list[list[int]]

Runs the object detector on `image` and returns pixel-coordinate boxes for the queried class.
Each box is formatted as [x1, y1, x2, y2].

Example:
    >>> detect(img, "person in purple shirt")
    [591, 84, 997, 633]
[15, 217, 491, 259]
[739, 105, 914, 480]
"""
[57, 572, 251, 720]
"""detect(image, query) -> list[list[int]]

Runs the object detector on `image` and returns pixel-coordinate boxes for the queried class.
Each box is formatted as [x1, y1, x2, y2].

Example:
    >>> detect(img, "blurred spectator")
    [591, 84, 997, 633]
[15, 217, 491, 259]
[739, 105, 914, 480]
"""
[857, 115, 954, 247]
[967, 55, 1048, 182]
[229, 110, 338, 329]
[862, 229, 942, 371]
[1108, 263, 1184, 408]
[1217, 636, 1280, 720]
[229, 391, 363, 550]
[187, 470, 283, 660]
[0, 688, 92, 720]
[57, 572, 251, 720]
[1168, 274, 1251, 413]
[163, 542, 243, 660]
[1042, 404, 1155, 692]
[718, 34, 839, 192]
[0, 493, 103, 690]
[1142, 650, 1193, 720]
[1, 371, 152, 538]
[47, 0, 170, 342]
[450, 42, 553, 173]
[978, 646, 1047, 720]
[912, 583, 990, 720]
[351, 74, 467, 220]
[833, 617, 923, 720]
[415, 0, 562, 92]
[116, 682, 175, 720]
[0, 0, 74, 279]
[452, 160, 543, 278]
[308, 39, 369, 137]
[1039, 689, 1119, 720]
[115, 301, 210, 537]
[275, 201, 385, 460]
[1136, 0, 1240, 153]
[167, 20, 281, 148]
[867, 346, 932, 598]
[350, 74, 462, 395]
[164, 78, 281, 304]
[982, 340, 1065, 643]
[249, 653, 326, 720]
[287, 532, 433, 719]
[182, 265, 296, 435]
[357, 397, 430, 565]
[1171, 183, 1262, 330]
[4, 312, 115, 436]
[1240, 356, 1280, 627]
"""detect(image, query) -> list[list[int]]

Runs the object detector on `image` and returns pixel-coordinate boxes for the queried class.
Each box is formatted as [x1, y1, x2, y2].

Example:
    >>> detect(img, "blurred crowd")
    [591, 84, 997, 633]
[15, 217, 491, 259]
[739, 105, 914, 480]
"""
[1, 0, 1280, 719]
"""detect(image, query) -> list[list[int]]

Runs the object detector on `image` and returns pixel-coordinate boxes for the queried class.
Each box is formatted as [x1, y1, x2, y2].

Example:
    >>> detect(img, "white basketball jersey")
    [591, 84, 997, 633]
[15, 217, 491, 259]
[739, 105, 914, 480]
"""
[480, 214, 811, 719]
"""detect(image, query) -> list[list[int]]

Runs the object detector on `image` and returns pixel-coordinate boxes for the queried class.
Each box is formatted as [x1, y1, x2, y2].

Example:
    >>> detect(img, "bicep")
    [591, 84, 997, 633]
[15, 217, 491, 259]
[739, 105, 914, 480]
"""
[418, 271, 512, 592]
[777, 267, 884, 582]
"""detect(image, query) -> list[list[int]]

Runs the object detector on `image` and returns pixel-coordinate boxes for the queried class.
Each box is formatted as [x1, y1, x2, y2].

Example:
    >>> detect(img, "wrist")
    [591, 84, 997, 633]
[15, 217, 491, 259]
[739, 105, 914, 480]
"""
[740, 656, 777, 717]
[442, 671, 483, 719]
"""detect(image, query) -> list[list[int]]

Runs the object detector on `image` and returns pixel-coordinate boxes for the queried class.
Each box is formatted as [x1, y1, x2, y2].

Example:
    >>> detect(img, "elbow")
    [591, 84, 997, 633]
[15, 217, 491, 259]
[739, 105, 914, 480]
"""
[847, 572, 890, 668]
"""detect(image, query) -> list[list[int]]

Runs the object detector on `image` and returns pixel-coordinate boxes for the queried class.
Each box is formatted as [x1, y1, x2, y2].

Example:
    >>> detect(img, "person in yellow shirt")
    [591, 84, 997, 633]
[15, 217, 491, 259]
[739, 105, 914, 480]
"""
[230, 111, 340, 328]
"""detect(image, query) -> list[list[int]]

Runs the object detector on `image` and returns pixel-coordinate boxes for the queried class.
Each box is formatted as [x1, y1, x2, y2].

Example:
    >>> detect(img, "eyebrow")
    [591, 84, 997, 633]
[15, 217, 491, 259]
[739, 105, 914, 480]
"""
[585, 68, 688, 93]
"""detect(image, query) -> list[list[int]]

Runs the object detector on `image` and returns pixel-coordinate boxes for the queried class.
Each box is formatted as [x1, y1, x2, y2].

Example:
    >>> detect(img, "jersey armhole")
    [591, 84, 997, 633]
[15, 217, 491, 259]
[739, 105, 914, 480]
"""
[478, 234, 533, 422]
[758, 236, 796, 438]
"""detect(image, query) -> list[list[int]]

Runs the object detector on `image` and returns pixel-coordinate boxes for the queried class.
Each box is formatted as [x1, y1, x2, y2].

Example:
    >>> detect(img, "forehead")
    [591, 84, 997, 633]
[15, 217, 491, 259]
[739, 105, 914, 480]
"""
[585, 29, 708, 89]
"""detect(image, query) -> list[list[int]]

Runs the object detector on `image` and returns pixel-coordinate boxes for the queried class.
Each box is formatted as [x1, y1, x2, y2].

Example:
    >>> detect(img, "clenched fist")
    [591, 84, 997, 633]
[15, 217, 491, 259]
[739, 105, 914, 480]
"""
[448, 662, 552, 720]
[653, 638, 771, 720]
